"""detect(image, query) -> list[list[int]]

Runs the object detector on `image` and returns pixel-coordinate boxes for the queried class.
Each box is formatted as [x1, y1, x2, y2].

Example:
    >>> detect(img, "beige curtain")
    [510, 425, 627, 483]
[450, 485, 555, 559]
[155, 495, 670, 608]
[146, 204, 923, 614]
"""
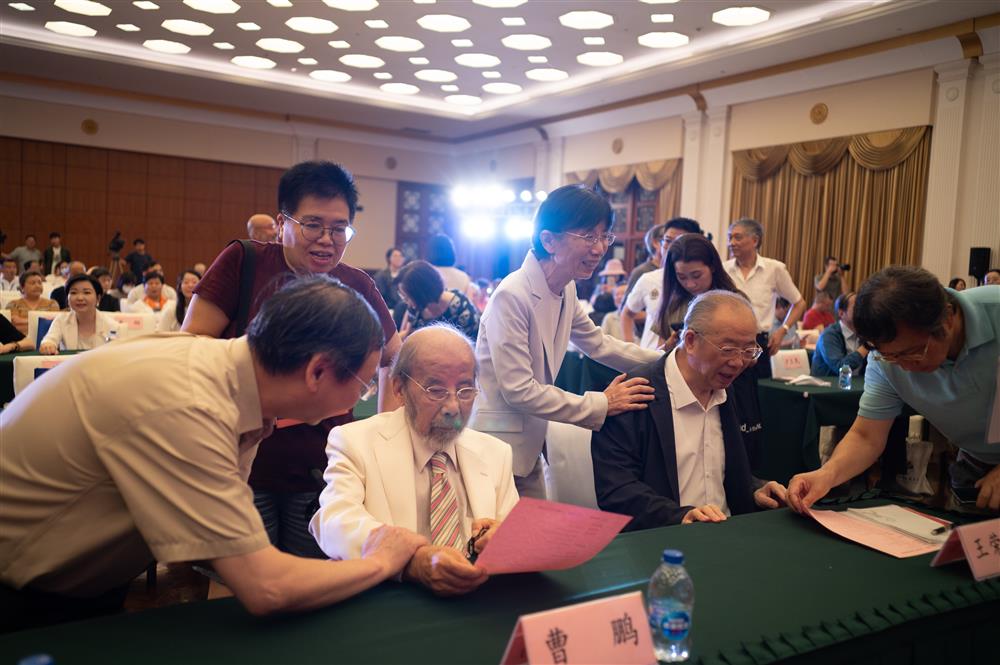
[566, 158, 682, 219]
[730, 126, 931, 303]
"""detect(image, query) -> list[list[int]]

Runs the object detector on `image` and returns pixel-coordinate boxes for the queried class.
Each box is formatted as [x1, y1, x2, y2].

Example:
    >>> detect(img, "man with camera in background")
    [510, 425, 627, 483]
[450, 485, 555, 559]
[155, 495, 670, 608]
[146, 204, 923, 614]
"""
[815, 256, 850, 302]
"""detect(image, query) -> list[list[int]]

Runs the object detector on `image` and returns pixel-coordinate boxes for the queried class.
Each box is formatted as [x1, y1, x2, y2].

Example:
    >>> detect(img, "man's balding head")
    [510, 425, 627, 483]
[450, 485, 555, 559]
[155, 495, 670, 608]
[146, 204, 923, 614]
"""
[68, 261, 86, 277]
[247, 214, 278, 243]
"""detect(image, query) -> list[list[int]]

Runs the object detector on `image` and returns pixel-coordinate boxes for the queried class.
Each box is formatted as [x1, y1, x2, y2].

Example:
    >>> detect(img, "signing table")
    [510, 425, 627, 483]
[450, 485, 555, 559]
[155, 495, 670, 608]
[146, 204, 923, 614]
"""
[2, 502, 997, 665]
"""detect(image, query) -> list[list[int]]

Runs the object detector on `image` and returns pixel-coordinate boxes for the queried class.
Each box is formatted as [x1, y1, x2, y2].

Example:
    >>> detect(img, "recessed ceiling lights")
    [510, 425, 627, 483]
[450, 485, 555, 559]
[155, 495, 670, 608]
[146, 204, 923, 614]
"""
[455, 52, 500, 68]
[583, 37, 604, 46]
[116, 24, 141, 31]
[267, 0, 292, 6]
[414, 0, 435, 3]
[285, 17, 338, 34]
[298, 57, 317, 65]
[637, 31, 688, 48]
[162, 19, 214, 36]
[501, 17, 525, 27]
[482, 71, 501, 79]
[527, 55, 547, 63]
[640, 0, 679, 3]
[381, 82, 419, 94]
[365, 19, 388, 28]
[132, 1, 158, 8]
[257, 37, 305, 53]
[441, 84, 458, 92]
[213, 41, 234, 49]
[375, 36, 424, 51]
[373, 72, 392, 79]
[417, 14, 470, 32]
[712, 7, 771, 26]
[445, 94, 481, 106]
[409, 56, 429, 65]
[651, 13, 674, 23]
[501, 34, 551, 51]
[414, 68, 457, 82]
[452, 39, 473, 47]
[183, 0, 240, 14]
[322, 0, 378, 10]
[310, 69, 351, 82]
[54, 0, 110, 16]
[232, 55, 277, 69]
[9, 2, 35, 10]
[525, 67, 567, 81]
[577, 51, 623, 67]
[44, 21, 96, 37]
[143, 39, 191, 54]
[559, 10, 613, 30]
[483, 82, 521, 94]
[237, 23, 261, 31]
[339, 54, 386, 68]
[328, 40, 350, 48]
[472, 0, 525, 7]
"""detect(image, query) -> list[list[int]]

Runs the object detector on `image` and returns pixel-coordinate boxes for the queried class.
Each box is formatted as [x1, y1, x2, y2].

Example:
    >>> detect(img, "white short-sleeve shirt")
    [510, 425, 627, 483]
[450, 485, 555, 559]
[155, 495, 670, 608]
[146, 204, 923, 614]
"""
[724, 255, 803, 332]
[624, 268, 664, 350]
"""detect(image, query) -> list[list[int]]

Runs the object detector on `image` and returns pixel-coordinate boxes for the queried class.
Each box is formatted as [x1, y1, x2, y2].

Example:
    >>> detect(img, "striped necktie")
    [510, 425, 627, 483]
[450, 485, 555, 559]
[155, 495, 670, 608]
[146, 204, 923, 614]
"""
[429, 451, 463, 550]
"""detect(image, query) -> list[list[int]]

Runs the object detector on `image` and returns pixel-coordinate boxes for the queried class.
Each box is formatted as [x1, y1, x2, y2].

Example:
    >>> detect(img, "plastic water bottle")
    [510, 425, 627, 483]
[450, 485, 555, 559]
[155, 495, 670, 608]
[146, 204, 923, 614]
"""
[647, 549, 694, 662]
[838, 361, 853, 390]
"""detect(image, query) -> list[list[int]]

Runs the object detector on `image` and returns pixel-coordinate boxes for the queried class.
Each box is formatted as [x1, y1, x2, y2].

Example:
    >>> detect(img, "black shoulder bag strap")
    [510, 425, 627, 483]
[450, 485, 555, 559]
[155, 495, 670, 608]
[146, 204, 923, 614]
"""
[232, 239, 257, 337]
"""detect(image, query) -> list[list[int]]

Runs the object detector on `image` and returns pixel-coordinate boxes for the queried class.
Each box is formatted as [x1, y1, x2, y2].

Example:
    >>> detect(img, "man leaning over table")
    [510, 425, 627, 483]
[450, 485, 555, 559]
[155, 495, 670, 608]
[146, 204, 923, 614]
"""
[593, 290, 788, 530]
[789, 267, 1000, 514]
[0, 276, 425, 632]
[311, 325, 518, 597]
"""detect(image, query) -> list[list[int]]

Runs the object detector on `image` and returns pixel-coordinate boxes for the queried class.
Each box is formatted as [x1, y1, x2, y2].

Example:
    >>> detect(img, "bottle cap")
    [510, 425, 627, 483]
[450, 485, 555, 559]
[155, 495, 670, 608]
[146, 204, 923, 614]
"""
[662, 549, 684, 565]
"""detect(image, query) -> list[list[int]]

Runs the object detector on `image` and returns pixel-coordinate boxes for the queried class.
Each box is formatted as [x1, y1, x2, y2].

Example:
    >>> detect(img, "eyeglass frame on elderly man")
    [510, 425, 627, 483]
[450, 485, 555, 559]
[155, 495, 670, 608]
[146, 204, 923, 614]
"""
[281, 212, 356, 244]
[691, 330, 764, 362]
[562, 231, 617, 247]
[401, 372, 479, 403]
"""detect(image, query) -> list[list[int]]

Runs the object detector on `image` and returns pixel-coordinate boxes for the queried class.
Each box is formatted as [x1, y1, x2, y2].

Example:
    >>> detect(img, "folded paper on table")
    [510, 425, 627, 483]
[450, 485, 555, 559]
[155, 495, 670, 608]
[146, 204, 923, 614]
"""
[476, 497, 631, 575]
[931, 518, 1000, 581]
[806, 505, 947, 558]
[845, 505, 949, 544]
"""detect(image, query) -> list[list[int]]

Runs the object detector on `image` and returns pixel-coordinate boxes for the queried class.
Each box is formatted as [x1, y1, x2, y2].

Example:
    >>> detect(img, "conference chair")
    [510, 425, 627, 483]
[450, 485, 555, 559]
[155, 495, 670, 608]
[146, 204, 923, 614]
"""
[543, 420, 599, 509]
[0, 309, 11, 321]
[0, 291, 20, 309]
[13, 354, 73, 396]
[27, 310, 60, 348]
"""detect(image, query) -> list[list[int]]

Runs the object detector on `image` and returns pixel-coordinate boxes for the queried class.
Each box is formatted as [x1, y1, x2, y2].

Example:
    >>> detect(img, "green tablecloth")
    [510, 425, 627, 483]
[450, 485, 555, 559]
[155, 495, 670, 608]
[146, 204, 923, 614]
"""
[2, 502, 997, 665]
[756, 377, 865, 485]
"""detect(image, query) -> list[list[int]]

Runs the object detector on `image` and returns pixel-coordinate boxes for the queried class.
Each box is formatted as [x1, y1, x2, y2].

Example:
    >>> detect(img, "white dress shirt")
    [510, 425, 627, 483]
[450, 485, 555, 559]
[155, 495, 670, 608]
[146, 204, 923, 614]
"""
[840, 320, 859, 353]
[0, 277, 19, 292]
[624, 268, 664, 350]
[724, 255, 803, 332]
[411, 427, 472, 544]
[664, 349, 729, 515]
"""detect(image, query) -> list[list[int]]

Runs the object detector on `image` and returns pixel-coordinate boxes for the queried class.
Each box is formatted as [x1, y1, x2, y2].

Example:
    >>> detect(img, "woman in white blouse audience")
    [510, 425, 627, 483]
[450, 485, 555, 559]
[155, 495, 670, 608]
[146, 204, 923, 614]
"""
[39, 273, 119, 354]
[156, 268, 201, 333]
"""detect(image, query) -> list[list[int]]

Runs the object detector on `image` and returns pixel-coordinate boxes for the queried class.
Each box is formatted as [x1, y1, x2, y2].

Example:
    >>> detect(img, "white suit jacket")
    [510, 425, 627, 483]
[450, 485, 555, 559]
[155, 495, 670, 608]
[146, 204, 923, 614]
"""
[470, 251, 662, 477]
[40, 311, 119, 351]
[310, 408, 519, 561]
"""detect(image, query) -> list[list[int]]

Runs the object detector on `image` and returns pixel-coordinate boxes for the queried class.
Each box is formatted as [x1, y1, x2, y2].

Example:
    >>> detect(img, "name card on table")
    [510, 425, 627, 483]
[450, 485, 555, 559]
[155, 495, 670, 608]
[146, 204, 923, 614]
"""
[931, 518, 1000, 581]
[111, 314, 143, 329]
[500, 591, 656, 665]
[770, 349, 809, 380]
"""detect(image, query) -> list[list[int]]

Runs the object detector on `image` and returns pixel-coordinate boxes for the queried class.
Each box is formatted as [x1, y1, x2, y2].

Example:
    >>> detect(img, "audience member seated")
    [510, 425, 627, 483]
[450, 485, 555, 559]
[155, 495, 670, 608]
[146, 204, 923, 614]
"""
[373, 247, 405, 310]
[1, 258, 19, 292]
[948, 277, 967, 292]
[106, 271, 137, 306]
[39, 274, 119, 354]
[770, 298, 801, 349]
[6, 270, 59, 335]
[46, 260, 69, 288]
[311, 325, 517, 597]
[396, 260, 479, 342]
[131, 271, 171, 316]
[0, 313, 34, 354]
[125, 264, 177, 310]
[985, 269, 1000, 286]
[0, 276, 425, 631]
[802, 291, 835, 330]
[157, 269, 201, 333]
[593, 291, 787, 530]
[427, 233, 477, 300]
[599, 284, 629, 339]
[49, 261, 86, 310]
[811, 291, 868, 377]
[91, 268, 121, 312]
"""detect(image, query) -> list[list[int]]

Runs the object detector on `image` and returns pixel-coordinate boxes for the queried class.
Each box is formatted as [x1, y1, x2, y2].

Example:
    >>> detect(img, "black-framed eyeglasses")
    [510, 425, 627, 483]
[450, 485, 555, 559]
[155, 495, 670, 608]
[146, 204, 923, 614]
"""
[350, 370, 378, 402]
[563, 231, 616, 247]
[282, 212, 356, 244]
[693, 331, 763, 362]
[402, 372, 479, 402]
[871, 335, 932, 365]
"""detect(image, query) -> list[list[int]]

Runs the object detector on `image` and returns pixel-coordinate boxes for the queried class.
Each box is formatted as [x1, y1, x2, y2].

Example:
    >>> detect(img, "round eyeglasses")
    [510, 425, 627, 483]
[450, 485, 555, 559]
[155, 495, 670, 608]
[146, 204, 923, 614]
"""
[693, 331, 763, 362]
[402, 372, 479, 402]
[563, 231, 616, 247]
[282, 212, 356, 244]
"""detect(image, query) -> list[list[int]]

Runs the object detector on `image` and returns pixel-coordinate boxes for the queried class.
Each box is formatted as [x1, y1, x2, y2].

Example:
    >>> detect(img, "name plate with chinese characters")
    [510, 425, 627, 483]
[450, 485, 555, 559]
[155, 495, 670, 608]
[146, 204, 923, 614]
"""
[931, 518, 1000, 581]
[499, 591, 656, 665]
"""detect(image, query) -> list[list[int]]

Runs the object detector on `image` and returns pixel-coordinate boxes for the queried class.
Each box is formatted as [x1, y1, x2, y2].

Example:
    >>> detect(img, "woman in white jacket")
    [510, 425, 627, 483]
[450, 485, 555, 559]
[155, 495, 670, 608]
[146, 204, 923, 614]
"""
[39, 274, 119, 354]
[156, 268, 202, 333]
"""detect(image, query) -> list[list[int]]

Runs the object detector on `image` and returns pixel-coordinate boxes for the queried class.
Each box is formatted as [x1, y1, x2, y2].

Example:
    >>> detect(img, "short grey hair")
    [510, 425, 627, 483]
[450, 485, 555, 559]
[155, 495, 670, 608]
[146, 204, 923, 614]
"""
[390, 323, 478, 382]
[681, 290, 754, 343]
[730, 217, 764, 249]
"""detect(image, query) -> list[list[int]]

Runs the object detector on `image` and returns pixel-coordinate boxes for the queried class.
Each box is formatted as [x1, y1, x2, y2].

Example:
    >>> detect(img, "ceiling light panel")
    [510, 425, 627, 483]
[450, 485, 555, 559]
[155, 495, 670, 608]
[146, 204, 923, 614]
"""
[232, 55, 277, 69]
[44, 21, 96, 36]
[451, 39, 473, 47]
[417, 14, 470, 32]
[54, 0, 109, 16]
[339, 54, 385, 68]
[712, 7, 771, 27]
[441, 84, 458, 92]
[472, 0, 525, 7]
[527, 55, 547, 63]
[373, 72, 392, 79]
[267, 0, 292, 6]
[298, 57, 317, 65]
[323, 0, 378, 10]
[183, 0, 240, 14]
[577, 51, 623, 67]
[9, 2, 35, 10]
[414, 68, 457, 82]
[162, 19, 214, 36]
[483, 82, 521, 94]
[116, 23, 140, 31]
[213, 41, 234, 49]
[144, 39, 191, 54]
[381, 82, 419, 94]
[651, 14, 674, 23]
[640, 0, 679, 3]
[132, 1, 158, 8]
[413, 0, 435, 3]
[638, 31, 688, 48]
[365, 19, 388, 28]
[559, 11, 613, 31]
[482, 71, 501, 79]
[501, 17, 525, 27]
[328, 40, 350, 48]
[525, 67, 567, 81]
[501, 34, 551, 51]
[375, 35, 424, 51]
[286, 17, 338, 34]
[257, 38, 304, 53]
[455, 53, 500, 68]
[583, 37, 604, 46]
[409, 56, 429, 65]
[310, 69, 351, 82]
[237, 23, 261, 31]
[445, 95, 481, 106]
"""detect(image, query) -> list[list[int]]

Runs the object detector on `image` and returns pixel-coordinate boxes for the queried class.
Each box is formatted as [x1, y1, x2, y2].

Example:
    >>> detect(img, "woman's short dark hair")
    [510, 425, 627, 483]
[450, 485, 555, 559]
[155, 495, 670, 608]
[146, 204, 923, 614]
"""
[248, 275, 384, 377]
[175, 269, 203, 327]
[426, 234, 457, 267]
[278, 160, 359, 221]
[385, 247, 402, 263]
[91, 267, 110, 280]
[947, 277, 966, 289]
[395, 260, 444, 312]
[834, 292, 854, 316]
[18, 270, 43, 289]
[143, 271, 164, 285]
[66, 273, 103, 298]
[659, 234, 741, 337]
[532, 185, 613, 259]
[854, 266, 953, 347]
[117, 272, 138, 289]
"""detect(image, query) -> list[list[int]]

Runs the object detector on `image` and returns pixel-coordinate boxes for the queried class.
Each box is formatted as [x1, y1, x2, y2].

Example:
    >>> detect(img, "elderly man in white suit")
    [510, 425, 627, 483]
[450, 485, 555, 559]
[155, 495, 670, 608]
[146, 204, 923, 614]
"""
[311, 324, 518, 596]
[471, 185, 662, 499]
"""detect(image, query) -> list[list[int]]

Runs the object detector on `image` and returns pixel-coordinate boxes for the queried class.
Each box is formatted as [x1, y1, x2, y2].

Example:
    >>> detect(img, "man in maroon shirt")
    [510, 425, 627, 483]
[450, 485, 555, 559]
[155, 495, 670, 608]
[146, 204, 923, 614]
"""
[184, 161, 402, 558]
